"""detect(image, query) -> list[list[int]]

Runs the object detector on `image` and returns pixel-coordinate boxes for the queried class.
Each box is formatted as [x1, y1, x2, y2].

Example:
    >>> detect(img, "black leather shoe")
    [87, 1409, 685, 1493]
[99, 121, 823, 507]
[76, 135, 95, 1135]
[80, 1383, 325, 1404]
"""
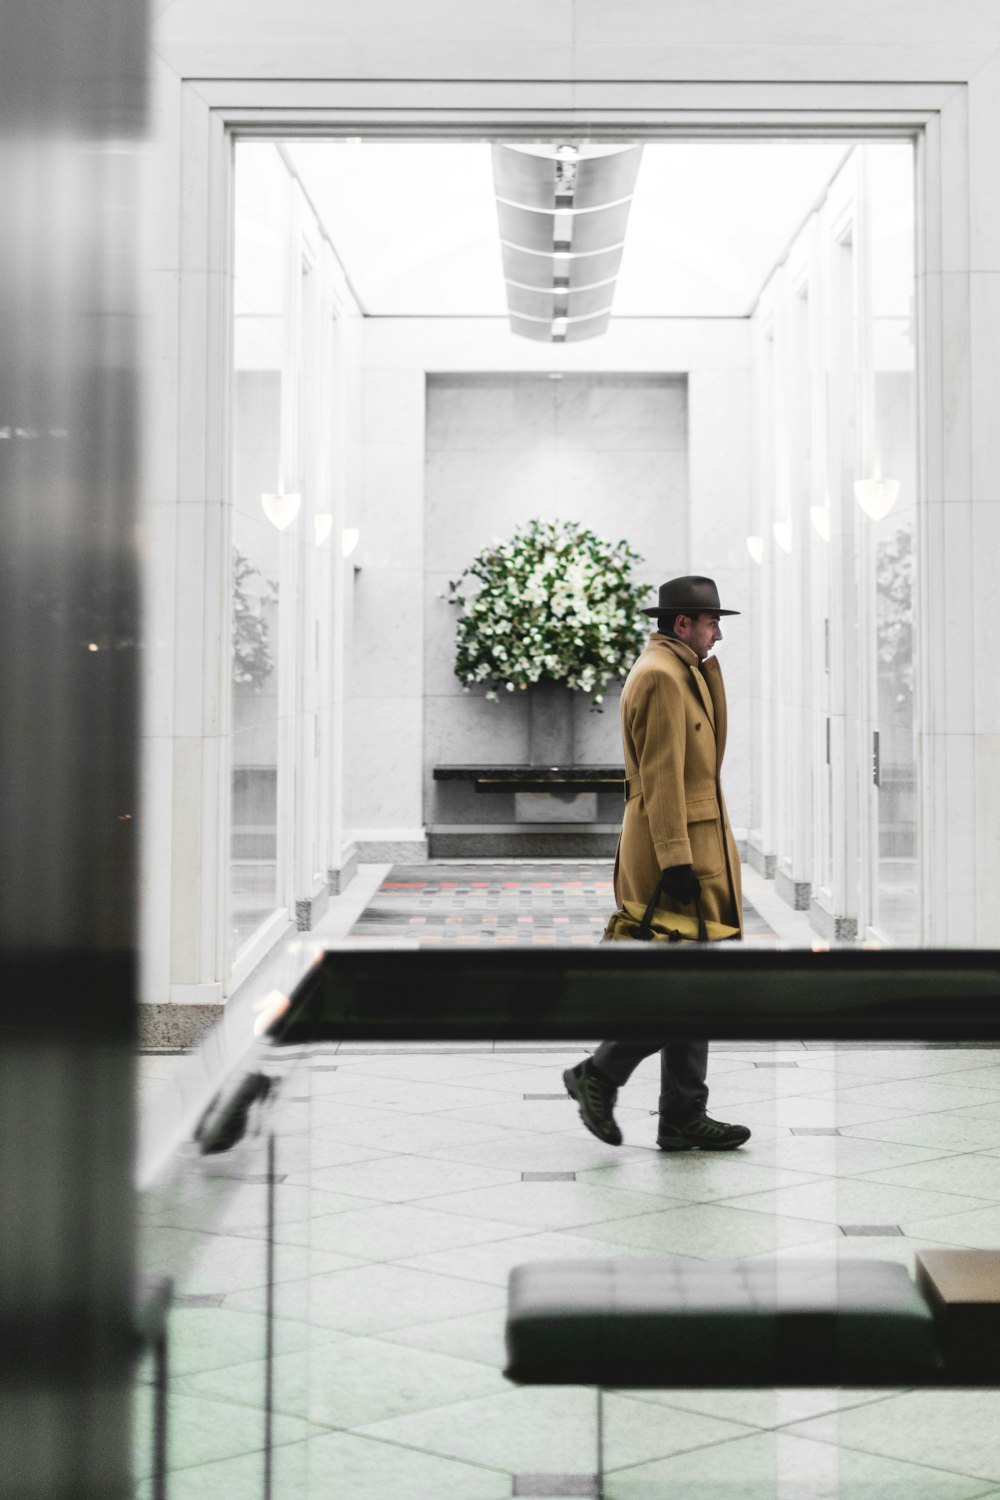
[657, 1110, 751, 1152]
[563, 1060, 623, 1146]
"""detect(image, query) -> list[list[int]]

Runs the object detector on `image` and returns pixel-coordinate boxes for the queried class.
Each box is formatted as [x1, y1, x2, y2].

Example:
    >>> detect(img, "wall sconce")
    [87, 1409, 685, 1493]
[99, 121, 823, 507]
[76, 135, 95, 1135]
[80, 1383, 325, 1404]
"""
[746, 536, 764, 565]
[261, 492, 301, 531]
[341, 527, 360, 560]
[854, 478, 899, 521]
[809, 506, 831, 542]
[772, 520, 793, 555]
[314, 514, 333, 548]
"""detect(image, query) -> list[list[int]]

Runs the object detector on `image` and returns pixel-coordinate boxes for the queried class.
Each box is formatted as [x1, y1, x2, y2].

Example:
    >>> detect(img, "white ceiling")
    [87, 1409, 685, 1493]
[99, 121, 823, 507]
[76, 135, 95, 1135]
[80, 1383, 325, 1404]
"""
[285, 138, 854, 319]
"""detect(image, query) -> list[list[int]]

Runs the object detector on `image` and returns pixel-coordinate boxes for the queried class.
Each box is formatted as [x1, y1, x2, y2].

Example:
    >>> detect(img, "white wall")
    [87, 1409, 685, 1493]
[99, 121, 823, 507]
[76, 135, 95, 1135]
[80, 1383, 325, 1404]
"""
[140, 0, 1000, 1016]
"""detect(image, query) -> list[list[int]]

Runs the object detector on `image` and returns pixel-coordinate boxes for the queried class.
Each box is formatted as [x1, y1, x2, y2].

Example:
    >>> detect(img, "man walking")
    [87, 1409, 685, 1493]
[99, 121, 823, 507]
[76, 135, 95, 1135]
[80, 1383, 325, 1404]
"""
[564, 576, 751, 1152]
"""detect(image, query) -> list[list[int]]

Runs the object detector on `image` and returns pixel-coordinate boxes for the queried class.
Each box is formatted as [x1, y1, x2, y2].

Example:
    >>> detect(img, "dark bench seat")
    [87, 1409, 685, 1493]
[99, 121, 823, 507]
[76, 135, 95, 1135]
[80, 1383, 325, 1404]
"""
[433, 764, 625, 795]
[505, 1257, 940, 1388]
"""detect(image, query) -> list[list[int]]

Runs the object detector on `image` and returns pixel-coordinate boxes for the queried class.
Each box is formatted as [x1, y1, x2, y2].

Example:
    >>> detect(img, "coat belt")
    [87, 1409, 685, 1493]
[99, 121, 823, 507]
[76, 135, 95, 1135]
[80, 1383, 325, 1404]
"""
[623, 778, 642, 802]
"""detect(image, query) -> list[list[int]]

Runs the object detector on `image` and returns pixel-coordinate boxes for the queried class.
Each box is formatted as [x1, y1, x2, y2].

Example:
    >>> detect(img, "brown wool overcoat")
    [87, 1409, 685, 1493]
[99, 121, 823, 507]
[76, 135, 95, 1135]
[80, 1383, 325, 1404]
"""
[613, 633, 744, 934]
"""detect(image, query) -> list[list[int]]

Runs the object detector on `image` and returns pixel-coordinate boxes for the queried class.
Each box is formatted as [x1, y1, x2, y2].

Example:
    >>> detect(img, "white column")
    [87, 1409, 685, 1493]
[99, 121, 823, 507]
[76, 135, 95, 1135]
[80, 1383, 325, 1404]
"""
[140, 66, 235, 1022]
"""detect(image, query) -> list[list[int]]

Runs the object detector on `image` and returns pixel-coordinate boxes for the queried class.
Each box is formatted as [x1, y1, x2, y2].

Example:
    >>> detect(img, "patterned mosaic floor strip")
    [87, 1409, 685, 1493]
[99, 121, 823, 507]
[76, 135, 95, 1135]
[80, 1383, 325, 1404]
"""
[347, 862, 778, 944]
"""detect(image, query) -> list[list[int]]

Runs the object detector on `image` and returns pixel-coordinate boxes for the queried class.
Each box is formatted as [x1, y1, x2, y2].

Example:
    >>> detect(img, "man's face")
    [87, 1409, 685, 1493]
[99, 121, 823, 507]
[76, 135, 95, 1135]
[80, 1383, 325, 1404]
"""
[675, 611, 722, 662]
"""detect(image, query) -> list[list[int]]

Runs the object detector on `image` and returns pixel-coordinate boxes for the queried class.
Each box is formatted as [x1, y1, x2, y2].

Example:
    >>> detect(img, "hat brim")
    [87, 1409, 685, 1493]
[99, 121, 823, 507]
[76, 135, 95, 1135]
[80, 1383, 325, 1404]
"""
[641, 606, 740, 617]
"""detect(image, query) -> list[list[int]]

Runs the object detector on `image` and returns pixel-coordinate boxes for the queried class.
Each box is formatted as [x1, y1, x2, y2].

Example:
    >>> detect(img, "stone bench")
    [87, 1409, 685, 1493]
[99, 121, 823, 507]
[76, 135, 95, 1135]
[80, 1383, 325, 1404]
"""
[504, 1257, 940, 1389]
[505, 1257, 944, 1496]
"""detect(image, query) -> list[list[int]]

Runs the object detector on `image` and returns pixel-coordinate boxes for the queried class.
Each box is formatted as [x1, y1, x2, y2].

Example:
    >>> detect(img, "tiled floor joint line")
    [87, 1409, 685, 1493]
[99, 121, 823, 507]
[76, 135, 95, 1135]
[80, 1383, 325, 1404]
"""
[840, 1224, 905, 1236]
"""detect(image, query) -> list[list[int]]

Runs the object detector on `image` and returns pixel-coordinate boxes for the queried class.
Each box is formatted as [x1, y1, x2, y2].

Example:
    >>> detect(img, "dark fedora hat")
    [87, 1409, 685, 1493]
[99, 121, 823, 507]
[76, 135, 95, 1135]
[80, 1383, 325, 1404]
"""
[641, 575, 740, 618]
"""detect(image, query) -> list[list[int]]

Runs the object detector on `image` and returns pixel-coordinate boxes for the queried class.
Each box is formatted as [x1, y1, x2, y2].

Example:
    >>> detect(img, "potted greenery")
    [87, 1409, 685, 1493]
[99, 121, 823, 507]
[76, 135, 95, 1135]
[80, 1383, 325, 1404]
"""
[446, 518, 647, 760]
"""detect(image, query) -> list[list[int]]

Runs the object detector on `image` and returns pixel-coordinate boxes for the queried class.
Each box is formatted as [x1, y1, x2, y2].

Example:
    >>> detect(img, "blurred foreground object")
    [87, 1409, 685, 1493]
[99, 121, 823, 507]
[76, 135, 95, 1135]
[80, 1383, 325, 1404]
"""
[0, 1, 147, 1496]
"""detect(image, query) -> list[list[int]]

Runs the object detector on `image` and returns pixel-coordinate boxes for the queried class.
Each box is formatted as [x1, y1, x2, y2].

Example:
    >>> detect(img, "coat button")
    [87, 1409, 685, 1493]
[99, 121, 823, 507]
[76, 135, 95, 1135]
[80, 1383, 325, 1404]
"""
[694, 722, 701, 731]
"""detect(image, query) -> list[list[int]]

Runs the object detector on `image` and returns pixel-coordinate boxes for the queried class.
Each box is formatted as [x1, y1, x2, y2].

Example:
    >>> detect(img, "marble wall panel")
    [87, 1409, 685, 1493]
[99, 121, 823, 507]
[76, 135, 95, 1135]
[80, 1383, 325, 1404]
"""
[425, 572, 468, 698]
[424, 447, 561, 575]
[424, 695, 529, 825]
[923, 730, 977, 946]
[362, 367, 427, 447]
[938, 271, 973, 505]
[551, 375, 687, 451]
[551, 447, 687, 570]
[968, 52, 1000, 274]
[345, 695, 425, 832]
[573, 689, 624, 763]
[361, 444, 425, 571]
[921, 499, 975, 735]
[975, 734, 1000, 944]
[349, 567, 423, 700]
[422, 372, 690, 832]
[972, 500, 1000, 736]
[425, 374, 556, 452]
[142, 499, 178, 741]
[169, 734, 205, 982]
[969, 272, 1000, 503]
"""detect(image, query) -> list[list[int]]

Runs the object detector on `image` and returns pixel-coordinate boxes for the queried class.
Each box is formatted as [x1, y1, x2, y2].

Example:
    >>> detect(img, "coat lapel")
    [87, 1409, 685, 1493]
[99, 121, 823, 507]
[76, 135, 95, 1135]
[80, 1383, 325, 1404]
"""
[659, 636, 717, 732]
[701, 656, 728, 765]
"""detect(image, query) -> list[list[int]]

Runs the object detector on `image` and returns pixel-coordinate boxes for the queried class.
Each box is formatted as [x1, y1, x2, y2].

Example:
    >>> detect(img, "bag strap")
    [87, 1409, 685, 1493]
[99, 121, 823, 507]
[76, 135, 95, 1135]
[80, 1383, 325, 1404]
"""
[636, 871, 709, 943]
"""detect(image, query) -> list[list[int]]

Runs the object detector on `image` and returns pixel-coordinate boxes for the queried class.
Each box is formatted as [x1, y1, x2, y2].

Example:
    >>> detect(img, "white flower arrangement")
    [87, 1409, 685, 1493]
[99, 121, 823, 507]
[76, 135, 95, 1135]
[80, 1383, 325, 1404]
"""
[445, 518, 648, 710]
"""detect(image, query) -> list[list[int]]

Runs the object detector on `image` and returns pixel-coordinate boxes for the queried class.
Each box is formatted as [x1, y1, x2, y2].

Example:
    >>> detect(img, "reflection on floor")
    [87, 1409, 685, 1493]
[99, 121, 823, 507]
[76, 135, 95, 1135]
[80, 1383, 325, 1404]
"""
[135, 864, 1000, 1499]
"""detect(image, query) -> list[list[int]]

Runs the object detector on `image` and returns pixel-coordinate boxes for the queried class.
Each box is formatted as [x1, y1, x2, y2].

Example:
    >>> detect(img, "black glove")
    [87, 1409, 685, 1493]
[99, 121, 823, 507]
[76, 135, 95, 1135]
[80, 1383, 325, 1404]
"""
[660, 864, 701, 904]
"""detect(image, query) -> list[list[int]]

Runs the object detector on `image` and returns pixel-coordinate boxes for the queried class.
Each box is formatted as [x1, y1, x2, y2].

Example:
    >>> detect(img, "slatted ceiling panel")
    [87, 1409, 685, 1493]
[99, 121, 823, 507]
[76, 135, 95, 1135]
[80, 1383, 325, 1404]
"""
[562, 311, 613, 340]
[560, 202, 632, 251]
[491, 143, 558, 210]
[570, 146, 643, 210]
[497, 201, 632, 257]
[493, 143, 643, 213]
[564, 247, 624, 287]
[506, 278, 617, 319]
[508, 313, 559, 341]
[505, 283, 616, 320]
[496, 202, 559, 253]
[500, 242, 624, 290]
[493, 141, 642, 342]
[505, 284, 560, 319]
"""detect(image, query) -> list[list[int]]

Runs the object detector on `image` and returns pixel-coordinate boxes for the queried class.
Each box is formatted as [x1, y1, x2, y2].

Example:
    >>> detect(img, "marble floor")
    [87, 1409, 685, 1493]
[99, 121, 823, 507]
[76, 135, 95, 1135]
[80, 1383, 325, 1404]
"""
[135, 864, 1000, 1499]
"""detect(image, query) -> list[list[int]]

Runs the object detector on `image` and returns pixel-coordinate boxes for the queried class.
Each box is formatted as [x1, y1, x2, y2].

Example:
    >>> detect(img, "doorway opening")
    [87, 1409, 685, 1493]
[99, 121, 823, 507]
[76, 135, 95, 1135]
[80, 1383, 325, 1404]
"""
[227, 134, 917, 974]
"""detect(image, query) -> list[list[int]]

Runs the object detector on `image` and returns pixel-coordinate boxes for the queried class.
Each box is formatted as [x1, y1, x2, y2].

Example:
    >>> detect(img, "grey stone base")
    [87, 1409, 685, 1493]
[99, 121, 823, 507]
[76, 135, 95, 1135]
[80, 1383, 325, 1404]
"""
[776, 869, 812, 911]
[431, 831, 619, 858]
[356, 838, 428, 863]
[295, 884, 331, 932]
[328, 844, 358, 894]
[746, 843, 777, 879]
[810, 899, 858, 942]
[139, 1003, 223, 1050]
[514, 791, 599, 823]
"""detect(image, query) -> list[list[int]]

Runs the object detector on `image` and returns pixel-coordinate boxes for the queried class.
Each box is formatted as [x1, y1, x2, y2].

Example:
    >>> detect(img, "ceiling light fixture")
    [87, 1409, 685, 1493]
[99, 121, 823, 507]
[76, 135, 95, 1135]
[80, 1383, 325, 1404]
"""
[492, 142, 642, 343]
[773, 520, 793, 554]
[314, 513, 334, 547]
[854, 478, 899, 521]
[261, 492, 301, 531]
[809, 506, 831, 542]
[746, 536, 765, 565]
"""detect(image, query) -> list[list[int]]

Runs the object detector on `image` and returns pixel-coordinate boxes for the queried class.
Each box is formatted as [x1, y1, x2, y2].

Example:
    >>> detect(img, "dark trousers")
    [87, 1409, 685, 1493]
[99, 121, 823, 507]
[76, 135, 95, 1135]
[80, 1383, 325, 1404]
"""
[590, 1040, 709, 1123]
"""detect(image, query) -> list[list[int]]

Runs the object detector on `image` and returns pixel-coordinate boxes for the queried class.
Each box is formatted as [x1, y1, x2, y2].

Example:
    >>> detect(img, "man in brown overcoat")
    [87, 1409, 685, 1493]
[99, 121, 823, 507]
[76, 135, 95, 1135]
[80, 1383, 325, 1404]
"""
[564, 575, 751, 1151]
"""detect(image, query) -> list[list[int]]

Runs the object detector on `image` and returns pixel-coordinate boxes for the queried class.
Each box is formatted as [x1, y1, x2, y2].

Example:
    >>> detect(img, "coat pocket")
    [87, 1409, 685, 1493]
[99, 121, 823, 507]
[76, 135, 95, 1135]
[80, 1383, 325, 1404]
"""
[687, 813, 724, 879]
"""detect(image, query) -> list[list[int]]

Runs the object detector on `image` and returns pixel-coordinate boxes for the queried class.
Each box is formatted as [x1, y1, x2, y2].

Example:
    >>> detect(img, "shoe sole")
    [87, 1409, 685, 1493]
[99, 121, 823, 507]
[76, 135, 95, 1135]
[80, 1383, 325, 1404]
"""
[657, 1135, 750, 1152]
[563, 1068, 622, 1147]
